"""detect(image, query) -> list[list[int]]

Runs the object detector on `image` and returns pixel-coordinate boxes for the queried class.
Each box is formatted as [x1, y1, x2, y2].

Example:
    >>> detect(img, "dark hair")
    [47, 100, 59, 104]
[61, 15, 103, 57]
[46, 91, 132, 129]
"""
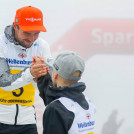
[15, 24, 20, 29]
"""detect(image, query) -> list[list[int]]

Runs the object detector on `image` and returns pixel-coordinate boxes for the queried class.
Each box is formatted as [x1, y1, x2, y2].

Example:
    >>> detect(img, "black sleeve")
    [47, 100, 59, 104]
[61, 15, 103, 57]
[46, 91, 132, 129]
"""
[37, 73, 52, 105]
[43, 100, 74, 134]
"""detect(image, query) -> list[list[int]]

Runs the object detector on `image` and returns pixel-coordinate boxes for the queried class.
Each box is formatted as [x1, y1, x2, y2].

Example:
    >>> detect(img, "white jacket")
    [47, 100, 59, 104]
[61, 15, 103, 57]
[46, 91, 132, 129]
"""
[59, 97, 96, 134]
[0, 32, 51, 125]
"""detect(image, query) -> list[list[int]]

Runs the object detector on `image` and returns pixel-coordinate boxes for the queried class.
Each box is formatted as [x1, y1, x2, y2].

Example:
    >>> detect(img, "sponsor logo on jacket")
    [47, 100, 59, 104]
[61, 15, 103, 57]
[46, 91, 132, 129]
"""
[86, 113, 91, 119]
[78, 121, 95, 128]
[6, 58, 32, 65]
[18, 53, 27, 58]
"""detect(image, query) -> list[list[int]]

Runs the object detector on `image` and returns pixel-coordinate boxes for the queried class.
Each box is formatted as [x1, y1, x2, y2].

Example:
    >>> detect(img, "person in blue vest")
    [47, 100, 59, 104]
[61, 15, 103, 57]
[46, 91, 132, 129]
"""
[34, 50, 96, 134]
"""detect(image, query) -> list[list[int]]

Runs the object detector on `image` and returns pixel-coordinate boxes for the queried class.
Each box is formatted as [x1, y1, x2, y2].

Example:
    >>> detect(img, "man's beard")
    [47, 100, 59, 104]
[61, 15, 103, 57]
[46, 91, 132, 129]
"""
[19, 40, 33, 48]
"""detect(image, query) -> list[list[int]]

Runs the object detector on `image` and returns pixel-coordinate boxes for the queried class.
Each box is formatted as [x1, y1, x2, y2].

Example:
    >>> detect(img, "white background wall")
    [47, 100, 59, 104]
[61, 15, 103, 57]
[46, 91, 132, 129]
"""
[0, 0, 134, 134]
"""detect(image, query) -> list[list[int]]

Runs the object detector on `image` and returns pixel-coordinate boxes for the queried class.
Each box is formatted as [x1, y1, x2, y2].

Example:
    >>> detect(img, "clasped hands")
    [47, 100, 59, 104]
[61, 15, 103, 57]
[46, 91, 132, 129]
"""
[30, 56, 49, 82]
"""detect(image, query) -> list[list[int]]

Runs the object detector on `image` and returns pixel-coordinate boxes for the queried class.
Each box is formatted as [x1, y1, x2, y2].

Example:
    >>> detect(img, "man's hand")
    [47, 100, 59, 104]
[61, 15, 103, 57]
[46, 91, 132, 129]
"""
[30, 64, 48, 77]
[32, 56, 45, 65]
[30, 56, 49, 81]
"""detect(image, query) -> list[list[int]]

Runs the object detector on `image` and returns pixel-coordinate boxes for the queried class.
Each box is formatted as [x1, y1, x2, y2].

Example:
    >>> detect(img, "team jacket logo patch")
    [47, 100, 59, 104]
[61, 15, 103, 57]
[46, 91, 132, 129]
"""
[86, 113, 91, 119]
[18, 53, 27, 58]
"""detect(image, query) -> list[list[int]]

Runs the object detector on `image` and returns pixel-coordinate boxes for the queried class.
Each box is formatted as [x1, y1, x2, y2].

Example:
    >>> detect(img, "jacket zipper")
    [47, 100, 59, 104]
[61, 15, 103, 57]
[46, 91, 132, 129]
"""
[14, 104, 19, 125]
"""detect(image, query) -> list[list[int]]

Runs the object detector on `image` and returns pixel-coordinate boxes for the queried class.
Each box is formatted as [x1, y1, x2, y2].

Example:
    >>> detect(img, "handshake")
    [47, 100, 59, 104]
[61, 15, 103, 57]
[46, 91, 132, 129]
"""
[30, 56, 50, 82]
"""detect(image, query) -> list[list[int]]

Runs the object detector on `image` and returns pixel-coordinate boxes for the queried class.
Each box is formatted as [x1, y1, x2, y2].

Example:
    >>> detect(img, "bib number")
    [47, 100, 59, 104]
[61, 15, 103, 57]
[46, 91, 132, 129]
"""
[12, 87, 24, 97]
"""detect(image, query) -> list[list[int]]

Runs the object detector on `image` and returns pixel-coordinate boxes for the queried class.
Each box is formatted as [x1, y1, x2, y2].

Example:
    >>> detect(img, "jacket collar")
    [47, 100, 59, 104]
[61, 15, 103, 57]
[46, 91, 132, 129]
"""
[4, 25, 20, 45]
[4, 25, 29, 50]
[47, 82, 89, 110]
